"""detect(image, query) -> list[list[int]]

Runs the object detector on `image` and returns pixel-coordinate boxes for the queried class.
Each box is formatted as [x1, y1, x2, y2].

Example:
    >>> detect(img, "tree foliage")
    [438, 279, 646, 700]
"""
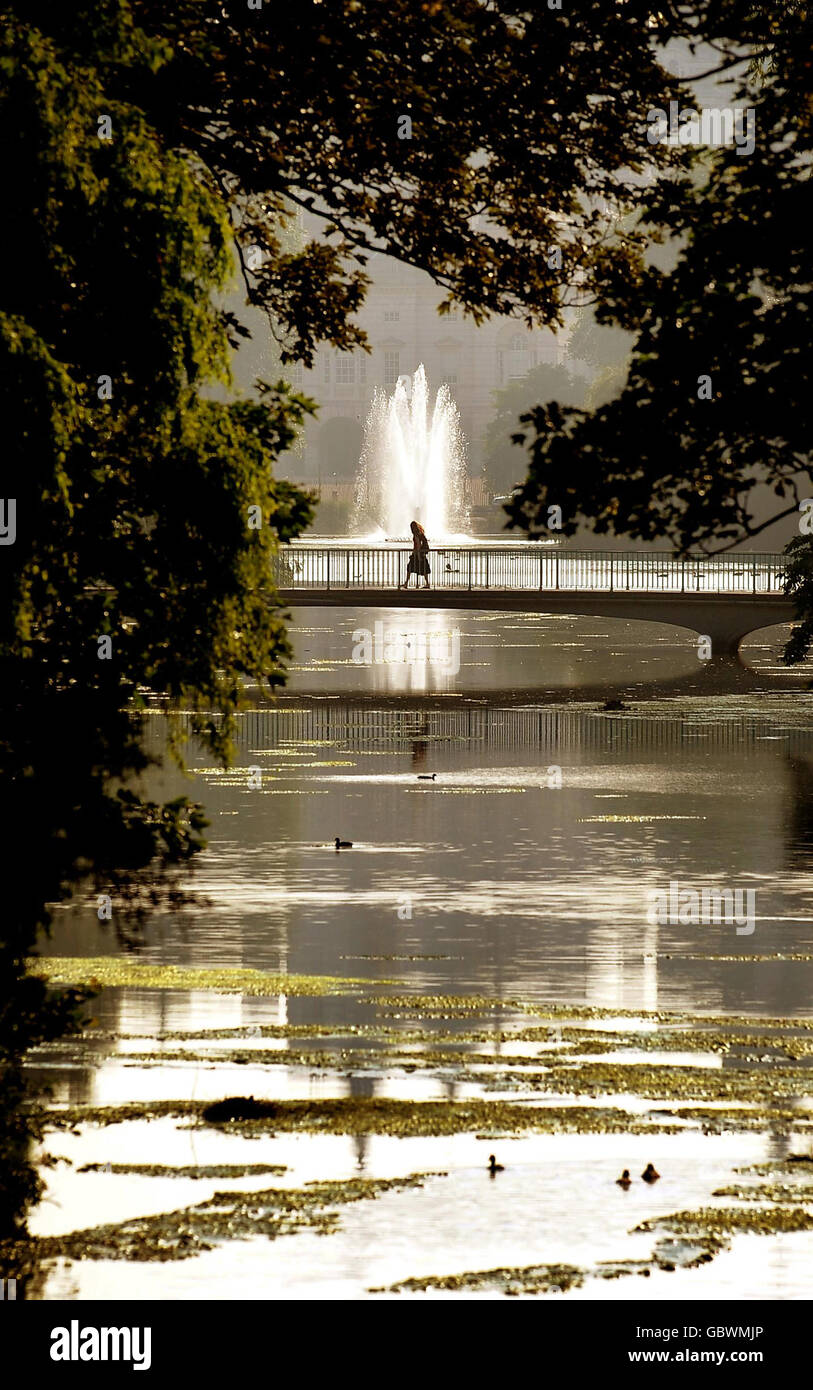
[484, 361, 585, 497]
[0, 8, 315, 925]
[505, 4, 813, 657]
[79, 0, 729, 358]
[0, 4, 316, 1241]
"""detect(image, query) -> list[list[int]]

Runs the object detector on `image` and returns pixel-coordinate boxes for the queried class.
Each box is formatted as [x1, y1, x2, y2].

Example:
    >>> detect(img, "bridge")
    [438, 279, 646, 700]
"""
[274, 546, 793, 663]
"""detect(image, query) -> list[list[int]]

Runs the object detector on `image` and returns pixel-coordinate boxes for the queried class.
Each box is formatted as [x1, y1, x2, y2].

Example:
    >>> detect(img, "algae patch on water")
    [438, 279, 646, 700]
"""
[636, 1206, 813, 1238]
[711, 1182, 813, 1203]
[191, 1097, 680, 1137]
[27, 957, 373, 998]
[667, 1105, 813, 1134]
[77, 1162, 287, 1180]
[32, 1173, 447, 1264]
[371, 1262, 584, 1297]
[47, 1096, 680, 1137]
[649, 1235, 724, 1270]
[736, 1155, 813, 1176]
[529, 1060, 813, 1105]
[371, 1237, 727, 1296]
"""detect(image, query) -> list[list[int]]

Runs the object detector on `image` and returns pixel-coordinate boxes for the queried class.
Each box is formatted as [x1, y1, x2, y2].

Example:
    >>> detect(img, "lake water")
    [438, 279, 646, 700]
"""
[28, 608, 813, 1300]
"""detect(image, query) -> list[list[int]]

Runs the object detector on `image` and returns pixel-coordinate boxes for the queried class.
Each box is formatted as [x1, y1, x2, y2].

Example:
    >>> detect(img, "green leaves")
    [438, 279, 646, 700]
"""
[508, 10, 813, 575]
[0, 2, 317, 964]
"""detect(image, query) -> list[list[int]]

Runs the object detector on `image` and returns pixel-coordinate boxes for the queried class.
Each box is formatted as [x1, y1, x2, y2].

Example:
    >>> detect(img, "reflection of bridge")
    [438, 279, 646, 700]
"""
[274, 547, 792, 661]
[144, 703, 813, 757]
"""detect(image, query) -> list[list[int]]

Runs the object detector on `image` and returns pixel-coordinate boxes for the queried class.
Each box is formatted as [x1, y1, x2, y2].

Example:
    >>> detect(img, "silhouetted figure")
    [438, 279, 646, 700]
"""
[400, 521, 431, 589]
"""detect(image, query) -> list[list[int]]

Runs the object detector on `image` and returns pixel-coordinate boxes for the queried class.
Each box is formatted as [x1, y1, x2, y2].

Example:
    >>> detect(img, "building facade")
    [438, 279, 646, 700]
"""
[283, 247, 565, 491]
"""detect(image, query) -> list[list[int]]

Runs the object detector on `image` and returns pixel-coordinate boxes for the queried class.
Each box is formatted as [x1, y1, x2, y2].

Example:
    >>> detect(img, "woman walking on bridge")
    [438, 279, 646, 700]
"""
[400, 520, 431, 589]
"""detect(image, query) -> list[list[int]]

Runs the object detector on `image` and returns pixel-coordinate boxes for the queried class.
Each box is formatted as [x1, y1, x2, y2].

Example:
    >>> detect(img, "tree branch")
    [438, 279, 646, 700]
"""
[703, 501, 801, 553]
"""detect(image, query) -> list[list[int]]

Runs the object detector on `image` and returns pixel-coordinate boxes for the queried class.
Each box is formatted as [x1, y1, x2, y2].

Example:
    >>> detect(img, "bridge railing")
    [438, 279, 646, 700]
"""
[272, 546, 788, 596]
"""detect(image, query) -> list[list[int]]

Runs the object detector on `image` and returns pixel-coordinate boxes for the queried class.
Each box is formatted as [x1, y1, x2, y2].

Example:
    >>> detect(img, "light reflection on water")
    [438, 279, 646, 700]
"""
[52, 690, 813, 1016]
[285, 608, 702, 694]
[33, 612, 813, 1299]
[35, 1123, 812, 1301]
[283, 607, 813, 694]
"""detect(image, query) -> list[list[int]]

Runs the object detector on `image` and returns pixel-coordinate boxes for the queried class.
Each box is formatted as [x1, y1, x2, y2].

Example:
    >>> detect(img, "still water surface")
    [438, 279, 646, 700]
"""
[32, 609, 813, 1299]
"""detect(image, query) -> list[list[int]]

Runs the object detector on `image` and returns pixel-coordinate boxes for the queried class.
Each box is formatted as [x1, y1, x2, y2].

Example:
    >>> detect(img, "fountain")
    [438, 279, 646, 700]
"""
[352, 365, 470, 540]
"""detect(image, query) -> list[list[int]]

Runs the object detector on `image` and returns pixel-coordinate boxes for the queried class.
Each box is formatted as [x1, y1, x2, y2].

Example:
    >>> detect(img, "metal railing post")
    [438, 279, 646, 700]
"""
[326, 550, 331, 591]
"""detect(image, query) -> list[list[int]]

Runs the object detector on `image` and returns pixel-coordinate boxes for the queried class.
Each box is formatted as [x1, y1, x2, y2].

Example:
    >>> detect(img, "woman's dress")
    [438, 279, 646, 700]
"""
[408, 536, 430, 576]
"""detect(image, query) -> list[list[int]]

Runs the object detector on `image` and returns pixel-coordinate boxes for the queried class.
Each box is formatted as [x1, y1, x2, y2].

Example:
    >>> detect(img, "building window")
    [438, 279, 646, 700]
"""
[384, 351, 400, 385]
[507, 334, 530, 380]
[384, 310, 400, 322]
[336, 353, 355, 384]
[358, 355, 367, 384]
[439, 342, 460, 387]
[287, 362, 303, 386]
[323, 354, 331, 384]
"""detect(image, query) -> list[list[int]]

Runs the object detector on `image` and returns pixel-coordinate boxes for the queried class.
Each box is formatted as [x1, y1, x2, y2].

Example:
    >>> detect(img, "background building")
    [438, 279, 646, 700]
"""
[288, 248, 565, 496]
[229, 218, 570, 531]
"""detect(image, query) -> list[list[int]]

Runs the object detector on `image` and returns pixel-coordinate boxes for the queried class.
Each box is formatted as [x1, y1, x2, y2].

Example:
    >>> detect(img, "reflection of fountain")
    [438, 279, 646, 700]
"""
[352, 365, 469, 539]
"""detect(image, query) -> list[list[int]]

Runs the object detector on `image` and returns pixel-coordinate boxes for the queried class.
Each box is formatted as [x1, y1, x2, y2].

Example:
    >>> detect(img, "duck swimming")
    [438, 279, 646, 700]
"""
[334, 837, 353, 849]
[641, 1163, 660, 1183]
[487, 1154, 504, 1175]
[616, 1169, 632, 1188]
